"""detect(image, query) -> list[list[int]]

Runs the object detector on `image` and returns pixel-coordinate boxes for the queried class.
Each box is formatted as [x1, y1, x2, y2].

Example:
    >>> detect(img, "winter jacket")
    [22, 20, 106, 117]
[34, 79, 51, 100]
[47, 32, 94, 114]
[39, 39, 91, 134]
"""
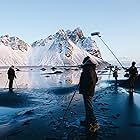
[127, 66, 138, 78]
[79, 59, 98, 97]
[7, 67, 16, 80]
[113, 68, 118, 77]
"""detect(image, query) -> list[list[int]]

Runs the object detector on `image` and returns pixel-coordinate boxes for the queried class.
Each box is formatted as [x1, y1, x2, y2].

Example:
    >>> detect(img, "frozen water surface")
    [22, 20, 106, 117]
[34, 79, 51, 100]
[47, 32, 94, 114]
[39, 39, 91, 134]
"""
[0, 67, 140, 140]
[0, 67, 82, 134]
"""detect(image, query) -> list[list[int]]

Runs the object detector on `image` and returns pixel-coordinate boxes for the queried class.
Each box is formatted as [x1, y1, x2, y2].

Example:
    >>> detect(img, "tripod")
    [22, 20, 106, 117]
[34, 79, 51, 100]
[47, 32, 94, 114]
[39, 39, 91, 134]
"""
[63, 84, 79, 119]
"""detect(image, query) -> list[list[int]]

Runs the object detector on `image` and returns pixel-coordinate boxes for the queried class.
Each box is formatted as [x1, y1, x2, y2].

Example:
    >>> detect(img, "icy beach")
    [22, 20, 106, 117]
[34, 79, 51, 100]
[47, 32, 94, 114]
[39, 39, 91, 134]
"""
[0, 67, 140, 140]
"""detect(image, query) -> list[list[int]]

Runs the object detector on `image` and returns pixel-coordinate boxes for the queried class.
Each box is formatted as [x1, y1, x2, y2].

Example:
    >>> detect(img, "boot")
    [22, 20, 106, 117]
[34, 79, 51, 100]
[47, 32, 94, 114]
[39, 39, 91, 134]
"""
[129, 88, 133, 93]
[89, 122, 100, 133]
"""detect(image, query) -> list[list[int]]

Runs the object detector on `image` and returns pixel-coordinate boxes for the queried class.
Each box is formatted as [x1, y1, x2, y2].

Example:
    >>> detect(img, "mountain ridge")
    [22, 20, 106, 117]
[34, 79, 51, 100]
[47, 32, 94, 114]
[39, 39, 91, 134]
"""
[0, 28, 107, 67]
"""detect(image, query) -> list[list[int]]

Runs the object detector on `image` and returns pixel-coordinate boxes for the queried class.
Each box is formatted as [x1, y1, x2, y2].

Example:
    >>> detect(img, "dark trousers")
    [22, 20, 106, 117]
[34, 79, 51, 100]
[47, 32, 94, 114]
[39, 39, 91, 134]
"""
[83, 94, 96, 124]
[114, 77, 117, 85]
[9, 79, 13, 90]
[129, 76, 136, 89]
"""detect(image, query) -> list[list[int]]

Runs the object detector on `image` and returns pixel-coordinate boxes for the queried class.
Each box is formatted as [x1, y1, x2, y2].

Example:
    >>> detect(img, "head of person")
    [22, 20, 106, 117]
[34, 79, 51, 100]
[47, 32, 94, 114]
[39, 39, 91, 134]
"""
[83, 57, 96, 69]
[82, 56, 90, 64]
[11, 65, 14, 69]
[132, 61, 136, 66]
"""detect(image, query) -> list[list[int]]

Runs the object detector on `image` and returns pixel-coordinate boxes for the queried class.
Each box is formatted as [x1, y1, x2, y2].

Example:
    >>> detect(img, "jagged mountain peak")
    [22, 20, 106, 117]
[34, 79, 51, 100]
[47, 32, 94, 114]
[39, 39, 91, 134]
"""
[0, 34, 30, 52]
[30, 28, 105, 66]
[0, 34, 31, 66]
[32, 28, 83, 48]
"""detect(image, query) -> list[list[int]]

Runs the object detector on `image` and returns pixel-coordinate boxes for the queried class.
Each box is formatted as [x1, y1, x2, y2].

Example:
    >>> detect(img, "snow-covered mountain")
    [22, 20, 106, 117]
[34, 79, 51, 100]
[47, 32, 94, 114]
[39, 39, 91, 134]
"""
[0, 28, 107, 67]
[66, 28, 102, 59]
[0, 35, 31, 66]
[30, 28, 105, 66]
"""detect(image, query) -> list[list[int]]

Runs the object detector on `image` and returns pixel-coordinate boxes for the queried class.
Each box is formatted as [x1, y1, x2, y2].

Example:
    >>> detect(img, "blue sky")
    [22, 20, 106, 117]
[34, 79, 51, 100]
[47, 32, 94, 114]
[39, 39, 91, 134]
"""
[0, 0, 140, 61]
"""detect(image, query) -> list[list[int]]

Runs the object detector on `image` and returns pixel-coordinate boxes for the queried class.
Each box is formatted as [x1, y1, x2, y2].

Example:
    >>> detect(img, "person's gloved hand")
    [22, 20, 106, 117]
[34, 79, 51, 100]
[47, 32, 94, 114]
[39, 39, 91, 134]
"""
[122, 67, 127, 70]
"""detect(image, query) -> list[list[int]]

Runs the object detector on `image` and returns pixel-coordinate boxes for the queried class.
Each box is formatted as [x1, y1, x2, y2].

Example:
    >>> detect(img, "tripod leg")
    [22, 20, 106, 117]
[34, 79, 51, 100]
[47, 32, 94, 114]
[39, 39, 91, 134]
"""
[14, 80, 18, 89]
[63, 84, 79, 119]
[4, 80, 8, 89]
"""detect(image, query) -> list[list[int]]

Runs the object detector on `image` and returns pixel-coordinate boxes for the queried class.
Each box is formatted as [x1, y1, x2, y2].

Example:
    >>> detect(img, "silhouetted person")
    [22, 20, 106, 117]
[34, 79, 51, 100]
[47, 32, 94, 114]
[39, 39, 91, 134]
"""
[107, 64, 114, 81]
[79, 56, 99, 132]
[126, 61, 138, 92]
[7, 65, 16, 91]
[112, 66, 119, 84]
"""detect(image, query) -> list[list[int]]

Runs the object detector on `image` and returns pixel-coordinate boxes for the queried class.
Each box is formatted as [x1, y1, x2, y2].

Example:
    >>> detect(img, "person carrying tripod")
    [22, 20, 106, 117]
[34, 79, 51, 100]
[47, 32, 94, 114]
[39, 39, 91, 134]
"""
[79, 56, 99, 133]
[7, 65, 16, 91]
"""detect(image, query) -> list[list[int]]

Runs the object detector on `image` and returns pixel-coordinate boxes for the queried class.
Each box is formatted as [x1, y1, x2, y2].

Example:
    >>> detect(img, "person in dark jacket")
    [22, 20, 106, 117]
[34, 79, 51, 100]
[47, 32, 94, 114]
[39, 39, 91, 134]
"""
[7, 65, 16, 91]
[112, 66, 119, 85]
[125, 61, 138, 92]
[79, 56, 99, 132]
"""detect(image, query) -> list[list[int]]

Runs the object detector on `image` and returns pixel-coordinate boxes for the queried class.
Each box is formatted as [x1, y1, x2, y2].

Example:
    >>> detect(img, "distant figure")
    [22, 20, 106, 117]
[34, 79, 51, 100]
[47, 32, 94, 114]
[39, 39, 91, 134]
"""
[7, 65, 16, 91]
[79, 56, 99, 132]
[112, 66, 119, 84]
[126, 61, 138, 92]
[108, 64, 114, 79]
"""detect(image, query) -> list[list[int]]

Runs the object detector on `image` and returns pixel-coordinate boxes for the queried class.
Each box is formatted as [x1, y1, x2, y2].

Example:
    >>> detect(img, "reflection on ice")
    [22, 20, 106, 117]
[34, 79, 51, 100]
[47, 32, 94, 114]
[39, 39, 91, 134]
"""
[0, 67, 81, 89]
[0, 67, 82, 135]
[0, 69, 30, 89]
